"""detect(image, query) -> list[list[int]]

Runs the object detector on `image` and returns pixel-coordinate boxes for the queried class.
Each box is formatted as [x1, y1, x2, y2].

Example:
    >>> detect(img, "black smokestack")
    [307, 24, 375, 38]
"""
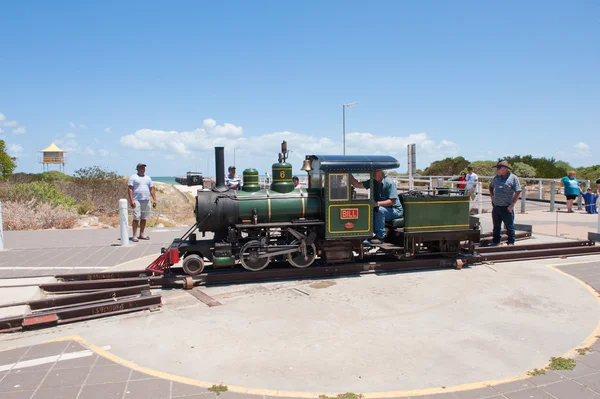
[214, 146, 227, 192]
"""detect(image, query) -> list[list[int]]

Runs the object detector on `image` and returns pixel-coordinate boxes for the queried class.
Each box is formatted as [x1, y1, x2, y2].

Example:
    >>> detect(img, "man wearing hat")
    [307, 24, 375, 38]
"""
[128, 163, 157, 242]
[488, 159, 521, 246]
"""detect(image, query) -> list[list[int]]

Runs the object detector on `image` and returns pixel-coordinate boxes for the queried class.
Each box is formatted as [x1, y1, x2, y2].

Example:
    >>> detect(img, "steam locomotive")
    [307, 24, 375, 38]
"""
[149, 143, 480, 275]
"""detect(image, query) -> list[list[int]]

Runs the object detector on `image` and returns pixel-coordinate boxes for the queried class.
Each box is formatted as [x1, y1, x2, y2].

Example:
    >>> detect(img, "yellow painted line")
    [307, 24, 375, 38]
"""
[327, 204, 371, 234]
[0, 335, 79, 352]
[406, 224, 469, 229]
[1, 262, 598, 398]
[407, 201, 470, 204]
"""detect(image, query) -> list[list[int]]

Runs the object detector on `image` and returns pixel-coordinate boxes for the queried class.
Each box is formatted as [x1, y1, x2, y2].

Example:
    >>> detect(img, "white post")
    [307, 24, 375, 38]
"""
[477, 182, 483, 215]
[119, 199, 130, 246]
[538, 180, 542, 200]
[520, 184, 527, 214]
[0, 201, 4, 251]
[550, 181, 555, 212]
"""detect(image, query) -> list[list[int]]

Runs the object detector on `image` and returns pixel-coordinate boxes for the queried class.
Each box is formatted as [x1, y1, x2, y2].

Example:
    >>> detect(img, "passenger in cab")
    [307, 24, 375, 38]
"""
[292, 176, 303, 189]
[351, 169, 403, 245]
[225, 166, 242, 190]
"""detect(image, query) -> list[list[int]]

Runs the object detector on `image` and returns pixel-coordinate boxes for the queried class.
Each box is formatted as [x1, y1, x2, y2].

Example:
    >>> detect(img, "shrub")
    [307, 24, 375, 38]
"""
[8, 181, 75, 208]
[40, 170, 73, 182]
[2, 200, 77, 230]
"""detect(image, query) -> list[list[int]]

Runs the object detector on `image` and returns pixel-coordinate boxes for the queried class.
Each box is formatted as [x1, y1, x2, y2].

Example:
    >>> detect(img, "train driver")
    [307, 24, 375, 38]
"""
[350, 169, 403, 245]
[225, 166, 242, 190]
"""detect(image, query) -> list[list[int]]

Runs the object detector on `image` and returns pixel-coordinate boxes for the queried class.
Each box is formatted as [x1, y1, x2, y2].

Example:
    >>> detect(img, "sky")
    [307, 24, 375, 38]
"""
[1, 0, 598, 178]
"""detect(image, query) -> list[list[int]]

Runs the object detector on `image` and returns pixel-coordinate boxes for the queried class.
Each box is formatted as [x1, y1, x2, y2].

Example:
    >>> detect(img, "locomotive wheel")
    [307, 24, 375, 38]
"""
[287, 239, 317, 268]
[440, 240, 461, 258]
[182, 254, 205, 276]
[240, 240, 270, 271]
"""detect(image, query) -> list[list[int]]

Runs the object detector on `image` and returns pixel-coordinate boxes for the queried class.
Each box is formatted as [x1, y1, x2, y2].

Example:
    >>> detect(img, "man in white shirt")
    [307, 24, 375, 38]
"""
[465, 166, 479, 200]
[128, 163, 157, 242]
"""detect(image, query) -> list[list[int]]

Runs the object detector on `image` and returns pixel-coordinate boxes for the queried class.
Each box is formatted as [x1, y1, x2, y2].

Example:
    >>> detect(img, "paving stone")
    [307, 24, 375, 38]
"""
[212, 392, 258, 399]
[53, 355, 98, 370]
[95, 356, 117, 366]
[124, 378, 171, 399]
[0, 346, 29, 362]
[0, 370, 48, 392]
[526, 370, 566, 386]
[85, 364, 131, 385]
[32, 384, 81, 399]
[21, 341, 69, 360]
[575, 372, 600, 393]
[504, 387, 557, 399]
[13, 361, 54, 373]
[578, 352, 600, 370]
[62, 341, 87, 354]
[79, 381, 127, 399]
[171, 381, 212, 397]
[555, 361, 598, 378]
[397, 394, 455, 399]
[541, 379, 600, 398]
[40, 366, 90, 389]
[453, 386, 499, 399]
[0, 390, 37, 399]
[492, 379, 536, 393]
[129, 370, 156, 381]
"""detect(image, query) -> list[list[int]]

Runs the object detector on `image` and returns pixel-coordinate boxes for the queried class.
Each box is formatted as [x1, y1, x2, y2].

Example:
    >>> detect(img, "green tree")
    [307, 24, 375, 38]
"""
[555, 161, 573, 173]
[74, 166, 120, 180]
[468, 160, 497, 178]
[505, 155, 566, 178]
[511, 162, 537, 178]
[423, 156, 470, 176]
[0, 140, 17, 179]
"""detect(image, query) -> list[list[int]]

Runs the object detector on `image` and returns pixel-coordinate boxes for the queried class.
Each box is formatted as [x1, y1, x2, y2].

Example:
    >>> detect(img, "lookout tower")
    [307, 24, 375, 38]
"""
[39, 142, 66, 172]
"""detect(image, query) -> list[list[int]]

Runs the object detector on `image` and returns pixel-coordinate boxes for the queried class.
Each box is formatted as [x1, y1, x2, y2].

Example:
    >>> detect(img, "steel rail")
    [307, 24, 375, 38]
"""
[476, 240, 595, 253]
[477, 245, 600, 262]
[0, 294, 162, 333]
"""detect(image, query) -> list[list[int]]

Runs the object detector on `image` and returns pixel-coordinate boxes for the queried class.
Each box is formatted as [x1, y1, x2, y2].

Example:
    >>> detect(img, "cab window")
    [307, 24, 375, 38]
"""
[329, 174, 348, 201]
[351, 173, 371, 200]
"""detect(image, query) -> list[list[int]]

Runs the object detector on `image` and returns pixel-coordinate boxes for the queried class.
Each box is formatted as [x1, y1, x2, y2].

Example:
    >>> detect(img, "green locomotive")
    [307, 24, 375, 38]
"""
[153, 143, 480, 275]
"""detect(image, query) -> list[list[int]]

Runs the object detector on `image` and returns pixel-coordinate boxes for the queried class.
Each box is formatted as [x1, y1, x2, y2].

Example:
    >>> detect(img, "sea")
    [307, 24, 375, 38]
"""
[151, 176, 180, 184]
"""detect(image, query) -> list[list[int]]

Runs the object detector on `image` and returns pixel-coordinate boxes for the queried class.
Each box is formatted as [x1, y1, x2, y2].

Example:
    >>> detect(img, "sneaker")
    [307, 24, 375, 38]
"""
[487, 241, 500, 247]
[507, 243, 515, 246]
[369, 237, 384, 245]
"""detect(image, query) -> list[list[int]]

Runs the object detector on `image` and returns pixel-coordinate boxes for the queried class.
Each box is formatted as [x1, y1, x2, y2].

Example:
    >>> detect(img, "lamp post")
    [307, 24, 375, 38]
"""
[342, 102, 357, 155]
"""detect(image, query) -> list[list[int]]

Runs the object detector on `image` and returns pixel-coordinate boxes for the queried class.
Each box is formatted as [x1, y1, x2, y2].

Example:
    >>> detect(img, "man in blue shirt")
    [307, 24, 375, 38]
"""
[351, 169, 403, 245]
[489, 160, 521, 246]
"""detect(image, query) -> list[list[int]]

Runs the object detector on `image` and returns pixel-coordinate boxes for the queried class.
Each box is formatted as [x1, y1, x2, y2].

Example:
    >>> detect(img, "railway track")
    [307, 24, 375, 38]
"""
[1, 238, 599, 333]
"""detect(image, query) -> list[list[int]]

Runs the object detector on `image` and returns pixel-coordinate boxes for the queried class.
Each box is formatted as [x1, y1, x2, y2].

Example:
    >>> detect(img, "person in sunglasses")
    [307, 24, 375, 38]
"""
[488, 159, 521, 246]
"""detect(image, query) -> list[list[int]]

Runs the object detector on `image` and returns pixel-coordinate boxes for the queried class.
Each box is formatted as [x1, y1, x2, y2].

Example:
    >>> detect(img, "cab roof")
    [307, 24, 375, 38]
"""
[308, 155, 400, 172]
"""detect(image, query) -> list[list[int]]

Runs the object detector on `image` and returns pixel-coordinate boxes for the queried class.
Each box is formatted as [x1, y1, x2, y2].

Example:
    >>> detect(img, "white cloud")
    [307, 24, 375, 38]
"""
[0, 113, 5, 121]
[12, 127, 26, 135]
[98, 149, 114, 157]
[69, 122, 76, 129]
[4, 121, 17, 127]
[93, 138, 101, 144]
[120, 119, 244, 155]
[69, 122, 87, 129]
[65, 133, 77, 139]
[55, 134, 79, 153]
[574, 142, 591, 157]
[105, 127, 111, 133]
[79, 124, 87, 129]
[0, 128, 3, 135]
[7, 144, 23, 156]
[83, 147, 96, 156]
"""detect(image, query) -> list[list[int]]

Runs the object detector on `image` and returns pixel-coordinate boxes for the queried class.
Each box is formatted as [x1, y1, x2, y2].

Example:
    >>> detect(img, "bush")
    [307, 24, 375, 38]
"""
[8, 181, 75, 208]
[40, 170, 73, 182]
[2, 200, 77, 230]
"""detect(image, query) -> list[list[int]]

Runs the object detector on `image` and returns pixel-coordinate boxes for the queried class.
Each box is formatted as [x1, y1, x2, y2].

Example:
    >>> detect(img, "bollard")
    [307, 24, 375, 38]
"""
[119, 199, 130, 246]
[538, 180, 542, 200]
[0, 201, 3, 251]
[477, 182, 483, 215]
[521, 184, 527, 214]
[550, 181, 555, 212]
[577, 191, 583, 210]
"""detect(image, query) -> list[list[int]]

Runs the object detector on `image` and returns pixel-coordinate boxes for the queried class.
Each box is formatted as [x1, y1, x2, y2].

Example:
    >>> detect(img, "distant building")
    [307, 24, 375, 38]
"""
[39, 142, 66, 172]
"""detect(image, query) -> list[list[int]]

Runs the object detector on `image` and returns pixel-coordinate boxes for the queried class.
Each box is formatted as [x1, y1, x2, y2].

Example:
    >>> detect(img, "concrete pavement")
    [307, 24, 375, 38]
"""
[0, 209, 599, 398]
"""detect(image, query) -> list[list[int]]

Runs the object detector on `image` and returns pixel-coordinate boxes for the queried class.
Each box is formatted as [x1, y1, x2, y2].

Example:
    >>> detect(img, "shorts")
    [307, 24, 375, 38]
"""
[132, 200, 151, 220]
[565, 194, 578, 200]
[466, 188, 477, 200]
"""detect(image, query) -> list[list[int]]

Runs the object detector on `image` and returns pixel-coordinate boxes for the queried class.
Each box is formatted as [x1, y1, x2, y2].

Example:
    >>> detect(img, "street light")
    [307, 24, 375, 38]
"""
[343, 102, 357, 155]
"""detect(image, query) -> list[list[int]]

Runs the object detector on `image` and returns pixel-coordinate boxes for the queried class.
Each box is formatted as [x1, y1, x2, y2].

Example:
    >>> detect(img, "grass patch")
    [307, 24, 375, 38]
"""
[576, 347, 592, 356]
[319, 394, 364, 399]
[547, 357, 576, 371]
[208, 384, 228, 396]
[527, 368, 546, 376]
